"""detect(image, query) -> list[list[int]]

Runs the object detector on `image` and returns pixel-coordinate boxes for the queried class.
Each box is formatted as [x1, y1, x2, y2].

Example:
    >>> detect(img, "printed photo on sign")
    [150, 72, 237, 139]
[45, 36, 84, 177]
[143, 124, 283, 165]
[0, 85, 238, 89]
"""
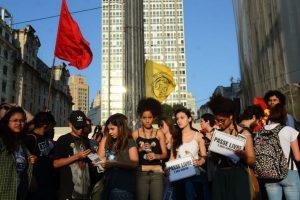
[208, 129, 247, 163]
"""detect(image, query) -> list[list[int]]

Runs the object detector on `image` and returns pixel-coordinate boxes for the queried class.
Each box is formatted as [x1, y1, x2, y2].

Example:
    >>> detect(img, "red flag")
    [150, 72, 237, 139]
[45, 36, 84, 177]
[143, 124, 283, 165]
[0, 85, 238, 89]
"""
[54, 0, 93, 70]
[253, 96, 267, 110]
[253, 96, 270, 131]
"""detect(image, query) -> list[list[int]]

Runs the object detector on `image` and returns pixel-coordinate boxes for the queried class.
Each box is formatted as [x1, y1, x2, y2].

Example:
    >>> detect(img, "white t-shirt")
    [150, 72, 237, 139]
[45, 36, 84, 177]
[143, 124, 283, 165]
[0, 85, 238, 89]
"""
[264, 123, 299, 171]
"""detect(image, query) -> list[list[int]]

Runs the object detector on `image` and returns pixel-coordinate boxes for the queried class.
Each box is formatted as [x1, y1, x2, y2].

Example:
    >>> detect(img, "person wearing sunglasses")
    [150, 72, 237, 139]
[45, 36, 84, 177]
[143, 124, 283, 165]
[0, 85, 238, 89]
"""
[53, 110, 92, 200]
[207, 94, 256, 200]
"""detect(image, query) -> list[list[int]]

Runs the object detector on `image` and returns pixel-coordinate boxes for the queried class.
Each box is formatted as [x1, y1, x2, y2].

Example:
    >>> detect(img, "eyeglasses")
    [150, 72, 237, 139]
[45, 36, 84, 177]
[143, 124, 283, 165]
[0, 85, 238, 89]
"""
[9, 119, 26, 125]
[215, 119, 226, 124]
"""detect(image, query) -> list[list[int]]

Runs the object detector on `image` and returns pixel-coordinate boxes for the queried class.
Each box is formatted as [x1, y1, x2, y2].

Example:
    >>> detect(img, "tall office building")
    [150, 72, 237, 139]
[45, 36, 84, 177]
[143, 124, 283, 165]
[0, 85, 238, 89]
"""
[101, 0, 195, 123]
[69, 75, 89, 114]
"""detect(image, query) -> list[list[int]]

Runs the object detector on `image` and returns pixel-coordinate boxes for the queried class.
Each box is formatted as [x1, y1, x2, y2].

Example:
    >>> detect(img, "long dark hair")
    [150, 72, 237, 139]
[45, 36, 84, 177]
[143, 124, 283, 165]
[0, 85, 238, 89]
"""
[104, 113, 131, 157]
[268, 103, 287, 125]
[172, 107, 195, 157]
[158, 116, 176, 136]
[0, 107, 26, 153]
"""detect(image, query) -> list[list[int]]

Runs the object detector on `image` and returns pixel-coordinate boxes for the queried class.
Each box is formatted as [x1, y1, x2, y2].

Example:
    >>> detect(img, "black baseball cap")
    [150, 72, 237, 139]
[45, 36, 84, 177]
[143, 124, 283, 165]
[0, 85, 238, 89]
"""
[69, 110, 87, 129]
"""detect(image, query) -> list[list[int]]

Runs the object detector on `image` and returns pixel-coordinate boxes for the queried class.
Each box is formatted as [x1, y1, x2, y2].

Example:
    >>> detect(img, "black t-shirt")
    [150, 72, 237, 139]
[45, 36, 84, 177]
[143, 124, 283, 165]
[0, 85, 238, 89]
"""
[54, 133, 92, 200]
[23, 133, 56, 194]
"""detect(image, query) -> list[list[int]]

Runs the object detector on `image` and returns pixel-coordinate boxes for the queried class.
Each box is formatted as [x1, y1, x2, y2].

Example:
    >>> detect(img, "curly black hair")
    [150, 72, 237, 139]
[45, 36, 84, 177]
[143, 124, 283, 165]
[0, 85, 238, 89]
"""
[137, 97, 162, 118]
[207, 94, 236, 117]
[263, 90, 286, 105]
[239, 105, 264, 122]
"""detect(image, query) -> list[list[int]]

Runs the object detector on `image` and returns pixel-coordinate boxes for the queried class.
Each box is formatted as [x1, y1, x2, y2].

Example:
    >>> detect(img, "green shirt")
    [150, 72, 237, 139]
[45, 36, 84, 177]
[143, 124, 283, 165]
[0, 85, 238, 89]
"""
[0, 138, 33, 200]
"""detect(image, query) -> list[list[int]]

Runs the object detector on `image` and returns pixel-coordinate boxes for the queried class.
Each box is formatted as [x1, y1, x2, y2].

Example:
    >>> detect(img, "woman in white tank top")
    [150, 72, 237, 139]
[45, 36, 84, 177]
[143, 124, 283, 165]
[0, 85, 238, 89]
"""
[169, 108, 210, 200]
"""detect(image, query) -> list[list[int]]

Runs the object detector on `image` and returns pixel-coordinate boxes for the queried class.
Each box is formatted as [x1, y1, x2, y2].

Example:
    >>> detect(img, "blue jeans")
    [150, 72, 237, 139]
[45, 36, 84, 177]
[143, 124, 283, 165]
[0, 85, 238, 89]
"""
[265, 170, 300, 200]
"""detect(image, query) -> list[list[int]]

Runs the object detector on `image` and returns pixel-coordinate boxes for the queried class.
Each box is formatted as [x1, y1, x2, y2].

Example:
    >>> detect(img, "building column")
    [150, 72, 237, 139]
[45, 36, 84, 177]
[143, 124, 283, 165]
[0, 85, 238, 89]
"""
[124, 0, 145, 129]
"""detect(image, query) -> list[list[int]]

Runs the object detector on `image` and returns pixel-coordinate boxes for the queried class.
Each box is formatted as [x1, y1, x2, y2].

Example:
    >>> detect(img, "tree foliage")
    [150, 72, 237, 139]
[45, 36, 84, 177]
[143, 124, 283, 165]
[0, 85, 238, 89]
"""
[161, 103, 187, 119]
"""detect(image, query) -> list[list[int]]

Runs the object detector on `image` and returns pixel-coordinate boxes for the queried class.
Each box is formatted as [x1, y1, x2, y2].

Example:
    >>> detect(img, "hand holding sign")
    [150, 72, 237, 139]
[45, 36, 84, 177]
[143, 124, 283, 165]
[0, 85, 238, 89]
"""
[208, 130, 247, 163]
[166, 156, 197, 182]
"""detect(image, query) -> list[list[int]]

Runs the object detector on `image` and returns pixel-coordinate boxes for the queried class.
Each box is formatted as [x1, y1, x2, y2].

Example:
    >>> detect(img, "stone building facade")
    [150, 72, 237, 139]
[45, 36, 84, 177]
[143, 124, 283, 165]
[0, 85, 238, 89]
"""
[232, 0, 300, 122]
[0, 7, 72, 126]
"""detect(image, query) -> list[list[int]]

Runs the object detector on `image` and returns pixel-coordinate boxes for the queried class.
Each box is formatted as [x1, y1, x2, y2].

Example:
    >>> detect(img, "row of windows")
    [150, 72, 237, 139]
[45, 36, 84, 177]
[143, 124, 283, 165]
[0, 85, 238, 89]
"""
[144, 11, 183, 17]
[144, 17, 183, 24]
[144, 0, 182, 2]
[145, 25, 183, 31]
[169, 93, 187, 99]
[145, 47, 184, 53]
[102, 11, 123, 17]
[144, 32, 184, 38]
[103, 26, 124, 39]
[143, 3, 183, 9]
[102, 48, 123, 54]
[102, 55, 123, 62]
[103, 26, 123, 32]
[102, 63, 123, 70]
[145, 39, 184, 46]
[103, 19, 123, 25]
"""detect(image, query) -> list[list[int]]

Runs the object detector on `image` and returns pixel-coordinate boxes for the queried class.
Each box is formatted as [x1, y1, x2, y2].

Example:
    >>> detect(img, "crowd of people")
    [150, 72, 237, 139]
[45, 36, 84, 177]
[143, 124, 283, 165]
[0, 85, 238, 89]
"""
[0, 89, 299, 200]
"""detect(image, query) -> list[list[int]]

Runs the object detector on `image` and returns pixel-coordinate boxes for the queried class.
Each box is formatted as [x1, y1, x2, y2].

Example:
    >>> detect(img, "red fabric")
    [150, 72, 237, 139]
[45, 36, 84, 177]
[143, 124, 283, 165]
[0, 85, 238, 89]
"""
[54, 0, 92, 70]
[253, 96, 270, 132]
[253, 96, 267, 110]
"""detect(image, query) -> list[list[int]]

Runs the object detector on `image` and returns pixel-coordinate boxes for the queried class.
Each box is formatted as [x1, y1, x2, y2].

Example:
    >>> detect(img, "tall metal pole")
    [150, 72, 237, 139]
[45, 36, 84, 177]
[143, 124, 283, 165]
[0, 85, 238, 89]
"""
[124, 0, 145, 130]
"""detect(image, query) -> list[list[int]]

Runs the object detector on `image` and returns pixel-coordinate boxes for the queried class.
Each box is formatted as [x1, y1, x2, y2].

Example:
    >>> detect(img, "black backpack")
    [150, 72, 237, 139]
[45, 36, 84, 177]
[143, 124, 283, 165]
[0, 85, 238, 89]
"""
[254, 124, 288, 180]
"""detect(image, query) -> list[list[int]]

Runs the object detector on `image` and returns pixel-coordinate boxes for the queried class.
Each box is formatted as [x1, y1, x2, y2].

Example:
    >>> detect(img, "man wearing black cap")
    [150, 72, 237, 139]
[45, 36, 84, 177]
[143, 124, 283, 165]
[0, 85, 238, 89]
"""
[53, 110, 92, 200]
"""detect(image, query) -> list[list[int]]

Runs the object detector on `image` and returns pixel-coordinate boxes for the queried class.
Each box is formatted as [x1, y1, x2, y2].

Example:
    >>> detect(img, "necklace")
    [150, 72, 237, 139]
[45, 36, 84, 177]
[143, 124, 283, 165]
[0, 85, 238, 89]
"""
[142, 126, 153, 139]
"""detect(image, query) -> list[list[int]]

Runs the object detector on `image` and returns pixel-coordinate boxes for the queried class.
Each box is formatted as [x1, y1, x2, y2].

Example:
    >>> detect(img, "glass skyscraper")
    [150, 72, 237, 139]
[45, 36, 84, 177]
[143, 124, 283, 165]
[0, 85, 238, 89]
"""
[101, 0, 195, 123]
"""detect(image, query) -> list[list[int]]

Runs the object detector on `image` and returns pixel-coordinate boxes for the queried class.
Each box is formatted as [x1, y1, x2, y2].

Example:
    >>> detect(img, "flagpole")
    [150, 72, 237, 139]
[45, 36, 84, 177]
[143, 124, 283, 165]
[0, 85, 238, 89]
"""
[46, 57, 56, 111]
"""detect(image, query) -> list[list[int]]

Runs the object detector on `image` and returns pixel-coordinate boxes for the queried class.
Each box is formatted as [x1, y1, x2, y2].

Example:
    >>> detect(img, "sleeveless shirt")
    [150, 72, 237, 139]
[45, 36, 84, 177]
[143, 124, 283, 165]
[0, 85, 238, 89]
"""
[136, 129, 162, 165]
[176, 132, 200, 159]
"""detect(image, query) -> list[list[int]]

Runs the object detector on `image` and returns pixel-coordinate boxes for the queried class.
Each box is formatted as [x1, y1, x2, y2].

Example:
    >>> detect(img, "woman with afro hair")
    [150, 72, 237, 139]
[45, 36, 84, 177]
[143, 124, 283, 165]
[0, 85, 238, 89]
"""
[207, 94, 256, 200]
[132, 98, 167, 200]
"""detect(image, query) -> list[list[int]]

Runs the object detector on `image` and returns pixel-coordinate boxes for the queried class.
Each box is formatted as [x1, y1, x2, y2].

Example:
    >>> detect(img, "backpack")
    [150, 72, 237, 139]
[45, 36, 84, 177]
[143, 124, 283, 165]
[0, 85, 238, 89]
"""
[254, 124, 288, 180]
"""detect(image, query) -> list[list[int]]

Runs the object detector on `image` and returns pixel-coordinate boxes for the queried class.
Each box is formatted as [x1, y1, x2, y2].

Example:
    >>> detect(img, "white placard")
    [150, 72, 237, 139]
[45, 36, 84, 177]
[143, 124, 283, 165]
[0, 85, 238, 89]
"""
[166, 156, 197, 182]
[87, 153, 104, 172]
[208, 129, 247, 163]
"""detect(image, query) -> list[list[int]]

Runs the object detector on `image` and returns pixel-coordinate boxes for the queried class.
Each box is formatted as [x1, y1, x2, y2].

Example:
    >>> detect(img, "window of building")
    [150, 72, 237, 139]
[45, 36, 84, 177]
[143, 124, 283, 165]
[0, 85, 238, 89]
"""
[2, 81, 6, 92]
[3, 65, 7, 75]
[5, 32, 10, 41]
[4, 50, 8, 59]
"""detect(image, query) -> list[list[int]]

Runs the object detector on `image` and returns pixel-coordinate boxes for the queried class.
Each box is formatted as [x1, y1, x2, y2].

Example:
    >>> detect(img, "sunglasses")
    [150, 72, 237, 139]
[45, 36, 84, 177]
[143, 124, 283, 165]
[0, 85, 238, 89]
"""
[215, 119, 226, 124]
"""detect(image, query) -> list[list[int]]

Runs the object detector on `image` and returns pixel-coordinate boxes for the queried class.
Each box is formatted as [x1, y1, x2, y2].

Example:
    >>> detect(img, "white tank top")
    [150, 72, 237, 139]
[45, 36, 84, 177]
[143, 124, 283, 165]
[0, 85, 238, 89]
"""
[177, 132, 200, 159]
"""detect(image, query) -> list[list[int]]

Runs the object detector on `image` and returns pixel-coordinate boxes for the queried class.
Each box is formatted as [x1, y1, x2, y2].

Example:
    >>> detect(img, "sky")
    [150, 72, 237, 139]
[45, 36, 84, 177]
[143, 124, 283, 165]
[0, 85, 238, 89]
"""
[1, 0, 240, 108]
